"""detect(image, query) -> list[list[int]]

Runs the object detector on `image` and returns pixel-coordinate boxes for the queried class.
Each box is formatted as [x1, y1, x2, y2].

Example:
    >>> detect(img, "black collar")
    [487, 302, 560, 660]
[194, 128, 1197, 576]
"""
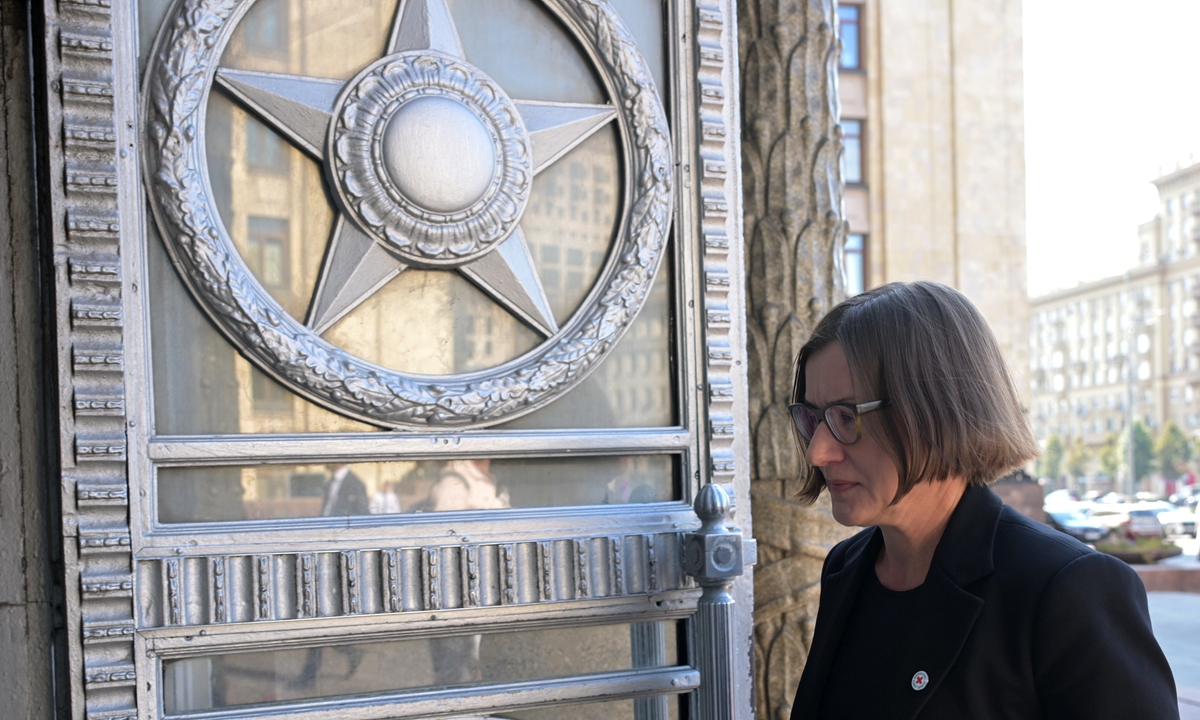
[930, 482, 1003, 588]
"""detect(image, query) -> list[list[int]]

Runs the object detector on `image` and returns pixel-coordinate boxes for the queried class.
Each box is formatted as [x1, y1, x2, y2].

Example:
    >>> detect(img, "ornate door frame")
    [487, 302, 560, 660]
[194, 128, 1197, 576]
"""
[39, 0, 754, 717]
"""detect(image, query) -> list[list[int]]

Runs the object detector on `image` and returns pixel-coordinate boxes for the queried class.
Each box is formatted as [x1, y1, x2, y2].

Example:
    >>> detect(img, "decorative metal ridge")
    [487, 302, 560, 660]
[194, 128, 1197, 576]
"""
[45, 0, 136, 716]
[688, 3, 754, 718]
[136, 533, 684, 629]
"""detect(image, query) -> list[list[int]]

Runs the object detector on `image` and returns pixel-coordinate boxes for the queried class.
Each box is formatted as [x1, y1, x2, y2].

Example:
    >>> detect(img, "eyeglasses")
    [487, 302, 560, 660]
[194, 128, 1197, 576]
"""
[787, 400, 886, 445]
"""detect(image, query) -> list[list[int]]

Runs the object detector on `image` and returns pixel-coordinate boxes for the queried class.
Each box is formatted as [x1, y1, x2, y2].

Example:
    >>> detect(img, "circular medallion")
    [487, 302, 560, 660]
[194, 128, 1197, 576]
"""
[329, 52, 533, 267]
[142, 0, 673, 429]
[380, 96, 497, 213]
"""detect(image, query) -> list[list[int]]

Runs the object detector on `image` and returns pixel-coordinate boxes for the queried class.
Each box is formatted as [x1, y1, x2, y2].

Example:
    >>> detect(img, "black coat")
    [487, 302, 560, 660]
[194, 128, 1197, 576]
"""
[790, 484, 1178, 719]
[322, 470, 369, 517]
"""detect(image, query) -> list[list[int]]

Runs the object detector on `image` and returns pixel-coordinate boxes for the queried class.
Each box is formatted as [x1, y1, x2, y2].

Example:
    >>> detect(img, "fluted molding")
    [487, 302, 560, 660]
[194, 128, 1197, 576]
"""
[737, 1, 855, 718]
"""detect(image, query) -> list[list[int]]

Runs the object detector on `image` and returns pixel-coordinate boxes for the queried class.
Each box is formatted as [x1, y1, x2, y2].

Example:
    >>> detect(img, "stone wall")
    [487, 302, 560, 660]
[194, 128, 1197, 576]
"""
[0, 0, 59, 716]
[737, 1, 854, 717]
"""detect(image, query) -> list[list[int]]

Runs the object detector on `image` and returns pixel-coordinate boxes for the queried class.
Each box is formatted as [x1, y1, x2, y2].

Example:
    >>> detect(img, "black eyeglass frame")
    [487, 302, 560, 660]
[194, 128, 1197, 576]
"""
[787, 399, 887, 445]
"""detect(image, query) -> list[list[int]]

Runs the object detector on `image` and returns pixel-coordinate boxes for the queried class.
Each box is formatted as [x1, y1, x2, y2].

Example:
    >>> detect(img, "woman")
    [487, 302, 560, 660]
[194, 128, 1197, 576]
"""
[788, 281, 1177, 719]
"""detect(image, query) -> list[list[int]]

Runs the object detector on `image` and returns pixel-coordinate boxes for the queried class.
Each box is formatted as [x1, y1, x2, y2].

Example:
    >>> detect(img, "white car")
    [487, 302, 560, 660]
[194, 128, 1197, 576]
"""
[1138, 501, 1198, 537]
[1087, 506, 1165, 540]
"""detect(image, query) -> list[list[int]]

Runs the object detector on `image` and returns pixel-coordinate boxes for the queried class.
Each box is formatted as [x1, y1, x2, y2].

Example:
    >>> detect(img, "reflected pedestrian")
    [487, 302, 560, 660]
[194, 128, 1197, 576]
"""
[369, 481, 402, 514]
[321, 463, 369, 517]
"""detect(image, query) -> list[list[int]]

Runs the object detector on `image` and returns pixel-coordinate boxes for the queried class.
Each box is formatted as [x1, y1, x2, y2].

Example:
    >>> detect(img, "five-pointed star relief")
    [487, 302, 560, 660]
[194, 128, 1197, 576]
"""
[214, 0, 616, 337]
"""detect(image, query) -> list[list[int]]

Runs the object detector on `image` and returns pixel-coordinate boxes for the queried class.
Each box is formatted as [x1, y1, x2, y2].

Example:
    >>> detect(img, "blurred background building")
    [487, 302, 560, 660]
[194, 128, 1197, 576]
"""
[1029, 160, 1200, 487]
[835, 0, 1029, 396]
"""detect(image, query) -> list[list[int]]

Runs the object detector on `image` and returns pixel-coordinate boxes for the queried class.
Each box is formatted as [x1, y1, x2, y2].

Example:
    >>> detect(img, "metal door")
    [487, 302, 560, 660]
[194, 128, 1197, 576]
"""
[42, 0, 752, 717]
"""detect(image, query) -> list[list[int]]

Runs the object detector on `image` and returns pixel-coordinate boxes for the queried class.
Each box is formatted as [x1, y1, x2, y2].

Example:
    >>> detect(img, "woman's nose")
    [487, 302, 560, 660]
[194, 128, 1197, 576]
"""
[805, 421, 844, 466]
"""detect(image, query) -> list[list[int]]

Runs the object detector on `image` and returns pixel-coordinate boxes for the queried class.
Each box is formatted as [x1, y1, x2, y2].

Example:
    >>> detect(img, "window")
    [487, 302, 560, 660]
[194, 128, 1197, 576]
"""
[844, 234, 865, 296]
[241, 0, 288, 55]
[246, 216, 289, 290]
[245, 118, 290, 174]
[250, 366, 292, 413]
[838, 5, 862, 69]
[841, 120, 863, 184]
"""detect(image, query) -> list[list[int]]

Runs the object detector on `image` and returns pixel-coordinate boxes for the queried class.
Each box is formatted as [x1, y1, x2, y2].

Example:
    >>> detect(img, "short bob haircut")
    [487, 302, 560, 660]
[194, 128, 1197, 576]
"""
[791, 281, 1038, 504]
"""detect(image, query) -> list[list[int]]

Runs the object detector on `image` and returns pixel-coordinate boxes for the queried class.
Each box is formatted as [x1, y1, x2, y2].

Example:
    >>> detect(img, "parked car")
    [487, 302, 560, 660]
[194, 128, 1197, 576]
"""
[1045, 509, 1106, 543]
[1137, 500, 1197, 537]
[1043, 489, 1080, 507]
[1169, 489, 1199, 510]
[1087, 506, 1165, 541]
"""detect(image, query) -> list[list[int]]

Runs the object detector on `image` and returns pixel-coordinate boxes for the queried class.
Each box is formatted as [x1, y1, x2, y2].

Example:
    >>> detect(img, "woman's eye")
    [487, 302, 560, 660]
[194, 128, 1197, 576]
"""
[834, 409, 856, 432]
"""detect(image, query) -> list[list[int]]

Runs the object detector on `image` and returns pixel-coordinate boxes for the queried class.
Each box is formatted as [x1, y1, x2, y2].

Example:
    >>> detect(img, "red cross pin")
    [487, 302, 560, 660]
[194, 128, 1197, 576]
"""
[911, 671, 929, 691]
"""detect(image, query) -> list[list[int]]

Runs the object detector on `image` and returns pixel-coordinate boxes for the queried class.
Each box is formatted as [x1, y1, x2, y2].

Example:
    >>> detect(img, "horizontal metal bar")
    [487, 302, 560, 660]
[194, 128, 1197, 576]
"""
[135, 502, 699, 553]
[148, 428, 692, 466]
[142, 589, 700, 655]
[167, 666, 700, 720]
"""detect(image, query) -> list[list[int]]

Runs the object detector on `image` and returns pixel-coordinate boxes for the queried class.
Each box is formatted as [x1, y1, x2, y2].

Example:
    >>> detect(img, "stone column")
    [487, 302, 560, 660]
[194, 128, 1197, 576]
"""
[0, 0, 59, 716]
[736, 1, 853, 718]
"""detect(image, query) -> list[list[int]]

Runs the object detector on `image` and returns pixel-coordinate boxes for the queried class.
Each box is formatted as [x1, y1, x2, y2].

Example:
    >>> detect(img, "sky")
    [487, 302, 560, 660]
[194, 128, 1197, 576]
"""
[1024, 0, 1200, 297]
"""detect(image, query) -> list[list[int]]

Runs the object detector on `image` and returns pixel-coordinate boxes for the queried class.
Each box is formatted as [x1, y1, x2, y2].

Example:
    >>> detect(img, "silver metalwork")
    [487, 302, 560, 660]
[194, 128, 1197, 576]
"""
[40, 0, 138, 717]
[147, 427, 690, 466]
[124, 530, 686, 628]
[38, 0, 757, 717]
[141, 0, 673, 429]
[149, 667, 700, 720]
[324, 54, 532, 264]
[682, 483, 754, 720]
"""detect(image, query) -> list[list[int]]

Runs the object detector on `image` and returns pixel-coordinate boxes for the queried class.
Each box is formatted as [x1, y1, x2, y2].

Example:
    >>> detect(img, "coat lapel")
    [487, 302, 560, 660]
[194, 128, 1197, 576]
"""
[888, 563, 985, 719]
[892, 484, 1003, 719]
[790, 529, 880, 720]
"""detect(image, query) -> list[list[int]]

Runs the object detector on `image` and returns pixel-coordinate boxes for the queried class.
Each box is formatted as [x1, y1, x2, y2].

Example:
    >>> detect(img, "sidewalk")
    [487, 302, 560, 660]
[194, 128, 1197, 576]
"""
[1145, 538, 1200, 717]
[1148, 591, 1200, 719]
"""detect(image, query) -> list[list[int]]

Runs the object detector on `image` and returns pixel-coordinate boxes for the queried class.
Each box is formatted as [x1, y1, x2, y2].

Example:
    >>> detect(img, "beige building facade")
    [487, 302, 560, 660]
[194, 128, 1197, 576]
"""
[1029, 162, 1200, 457]
[837, 0, 1029, 393]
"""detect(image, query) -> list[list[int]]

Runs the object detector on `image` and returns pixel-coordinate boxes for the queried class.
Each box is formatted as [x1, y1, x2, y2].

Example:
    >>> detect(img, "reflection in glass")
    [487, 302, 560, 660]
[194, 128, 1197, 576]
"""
[502, 258, 675, 430]
[446, 0, 604, 104]
[148, 224, 377, 436]
[139, 0, 667, 94]
[157, 456, 677, 523]
[522, 125, 620, 326]
[162, 621, 678, 716]
[510, 696, 680, 720]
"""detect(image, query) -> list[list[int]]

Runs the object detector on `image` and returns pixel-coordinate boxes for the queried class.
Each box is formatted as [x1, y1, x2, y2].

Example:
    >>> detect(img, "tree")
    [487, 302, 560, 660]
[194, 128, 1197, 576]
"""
[1155, 420, 1192, 480]
[1039, 434, 1064, 480]
[1099, 434, 1120, 479]
[1131, 420, 1155, 483]
[1065, 436, 1089, 480]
